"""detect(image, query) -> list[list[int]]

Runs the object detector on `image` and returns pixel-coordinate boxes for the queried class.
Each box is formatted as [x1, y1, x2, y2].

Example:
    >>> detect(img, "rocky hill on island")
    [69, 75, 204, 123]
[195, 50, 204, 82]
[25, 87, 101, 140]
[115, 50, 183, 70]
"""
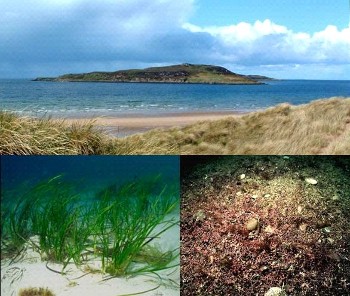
[33, 64, 272, 85]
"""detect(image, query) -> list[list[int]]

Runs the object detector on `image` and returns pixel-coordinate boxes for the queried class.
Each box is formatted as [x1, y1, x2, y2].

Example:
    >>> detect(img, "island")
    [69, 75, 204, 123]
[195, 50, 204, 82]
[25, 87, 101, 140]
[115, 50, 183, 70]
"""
[33, 63, 272, 84]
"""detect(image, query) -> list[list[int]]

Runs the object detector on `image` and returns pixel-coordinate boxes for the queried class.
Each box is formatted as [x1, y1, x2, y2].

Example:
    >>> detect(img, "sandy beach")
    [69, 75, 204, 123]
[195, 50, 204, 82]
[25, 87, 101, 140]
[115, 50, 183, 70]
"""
[64, 111, 244, 137]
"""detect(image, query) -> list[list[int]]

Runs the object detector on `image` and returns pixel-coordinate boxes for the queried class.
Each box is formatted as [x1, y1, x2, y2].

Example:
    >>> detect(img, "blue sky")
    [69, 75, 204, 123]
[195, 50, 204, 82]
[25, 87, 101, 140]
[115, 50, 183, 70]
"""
[1, 0, 349, 79]
[191, 1, 348, 32]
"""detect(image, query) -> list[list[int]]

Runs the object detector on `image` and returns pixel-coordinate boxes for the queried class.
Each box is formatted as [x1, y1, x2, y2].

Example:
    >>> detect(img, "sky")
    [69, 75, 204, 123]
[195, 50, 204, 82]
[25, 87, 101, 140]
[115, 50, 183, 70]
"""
[0, 0, 349, 79]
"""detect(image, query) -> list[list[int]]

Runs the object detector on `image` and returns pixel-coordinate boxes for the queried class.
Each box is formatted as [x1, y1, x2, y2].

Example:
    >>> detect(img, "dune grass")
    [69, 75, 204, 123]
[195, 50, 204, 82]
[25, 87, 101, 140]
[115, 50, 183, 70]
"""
[0, 112, 106, 154]
[1, 97, 349, 155]
[1, 176, 179, 277]
[125, 97, 350, 155]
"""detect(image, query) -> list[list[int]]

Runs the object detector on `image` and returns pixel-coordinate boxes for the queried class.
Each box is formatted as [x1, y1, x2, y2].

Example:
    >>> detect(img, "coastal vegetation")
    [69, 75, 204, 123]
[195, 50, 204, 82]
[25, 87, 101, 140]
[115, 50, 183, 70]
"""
[0, 112, 105, 154]
[33, 64, 265, 84]
[0, 97, 349, 155]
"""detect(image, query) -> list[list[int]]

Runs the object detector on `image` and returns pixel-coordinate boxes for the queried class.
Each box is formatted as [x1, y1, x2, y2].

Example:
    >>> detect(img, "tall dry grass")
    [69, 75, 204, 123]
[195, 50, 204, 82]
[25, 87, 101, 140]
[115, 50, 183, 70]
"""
[0, 112, 106, 154]
[1, 97, 349, 155]
[119, 97, 350, 155]
[0, 112, 177, 155]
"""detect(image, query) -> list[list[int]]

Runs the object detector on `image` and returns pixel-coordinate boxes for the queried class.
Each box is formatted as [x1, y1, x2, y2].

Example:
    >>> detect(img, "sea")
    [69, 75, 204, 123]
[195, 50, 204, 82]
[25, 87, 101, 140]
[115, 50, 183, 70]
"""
[0, 79, 349, 118]
[0, 156, 179, 194]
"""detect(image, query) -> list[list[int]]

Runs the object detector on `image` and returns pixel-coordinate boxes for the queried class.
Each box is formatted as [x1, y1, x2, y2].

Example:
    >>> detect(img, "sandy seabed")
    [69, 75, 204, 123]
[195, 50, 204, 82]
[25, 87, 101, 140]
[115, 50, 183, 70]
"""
[1, 214, 180, 296]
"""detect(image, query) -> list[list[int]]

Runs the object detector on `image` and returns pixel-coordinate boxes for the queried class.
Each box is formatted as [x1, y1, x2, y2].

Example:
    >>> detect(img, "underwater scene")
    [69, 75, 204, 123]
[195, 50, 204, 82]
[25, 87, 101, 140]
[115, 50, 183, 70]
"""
[1, 156, 180, 296]
[181, 156, 350, 296]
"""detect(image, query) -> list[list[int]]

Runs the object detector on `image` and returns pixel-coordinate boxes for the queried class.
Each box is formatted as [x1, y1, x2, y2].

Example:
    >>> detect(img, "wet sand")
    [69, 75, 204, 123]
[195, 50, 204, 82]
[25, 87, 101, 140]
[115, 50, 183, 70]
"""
[64, 111, 244, 137]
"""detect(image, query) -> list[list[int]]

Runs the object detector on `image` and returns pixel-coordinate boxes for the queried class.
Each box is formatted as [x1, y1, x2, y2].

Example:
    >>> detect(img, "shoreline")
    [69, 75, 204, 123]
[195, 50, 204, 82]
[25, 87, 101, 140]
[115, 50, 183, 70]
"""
[33, 79, 263, 85]
[61, 110, 247, 137]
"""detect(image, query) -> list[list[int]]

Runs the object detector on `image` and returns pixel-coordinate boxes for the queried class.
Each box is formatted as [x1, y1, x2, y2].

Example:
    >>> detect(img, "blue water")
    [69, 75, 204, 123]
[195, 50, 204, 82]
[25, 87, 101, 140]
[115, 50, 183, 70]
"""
[0, 79, 349, 117]
[0, 156, 179, 196]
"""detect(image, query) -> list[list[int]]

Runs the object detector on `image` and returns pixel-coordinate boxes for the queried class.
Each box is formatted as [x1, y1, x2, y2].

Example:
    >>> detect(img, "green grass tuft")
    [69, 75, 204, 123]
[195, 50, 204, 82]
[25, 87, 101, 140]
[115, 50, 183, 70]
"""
[1, 175, 179, 277]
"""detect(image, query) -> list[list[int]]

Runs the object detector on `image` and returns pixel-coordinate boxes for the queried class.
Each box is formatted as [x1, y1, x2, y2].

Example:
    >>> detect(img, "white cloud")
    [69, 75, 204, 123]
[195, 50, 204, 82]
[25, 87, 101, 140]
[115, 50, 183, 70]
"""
[184, 20, 288, 44]
[183, 20, 350, 65]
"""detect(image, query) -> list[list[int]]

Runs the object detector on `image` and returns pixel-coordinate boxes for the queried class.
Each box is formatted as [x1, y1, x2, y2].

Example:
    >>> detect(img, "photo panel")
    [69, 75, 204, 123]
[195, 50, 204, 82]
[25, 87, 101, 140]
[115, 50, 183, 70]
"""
[1, 156, 180, 296]
[180, 155, 350, 295]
